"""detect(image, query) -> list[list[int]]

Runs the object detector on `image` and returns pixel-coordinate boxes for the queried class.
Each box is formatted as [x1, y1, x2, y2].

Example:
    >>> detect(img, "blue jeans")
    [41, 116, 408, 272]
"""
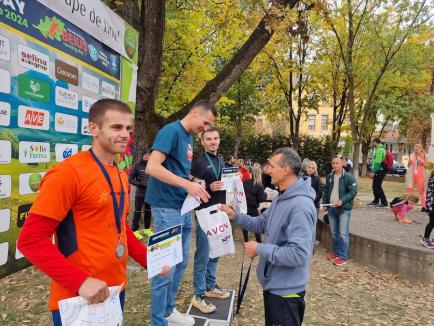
[52, 290, 125, 325]
[150, 207, 192, 326]
[327, 208, 351, 260]
[193, 219, 218, 296]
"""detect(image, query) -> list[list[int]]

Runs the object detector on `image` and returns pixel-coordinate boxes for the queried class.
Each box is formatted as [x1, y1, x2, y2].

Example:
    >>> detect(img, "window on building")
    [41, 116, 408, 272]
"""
[308, 115, 316, 131]
[321, 115, 329, 131]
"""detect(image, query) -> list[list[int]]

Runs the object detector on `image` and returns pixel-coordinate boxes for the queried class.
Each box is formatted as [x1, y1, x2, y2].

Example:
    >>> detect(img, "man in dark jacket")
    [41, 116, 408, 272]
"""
[219, 147, 317, 326]
[190, 126, 230, 314]
[322, 157, 358, 266]
[129, 149, 152, 238]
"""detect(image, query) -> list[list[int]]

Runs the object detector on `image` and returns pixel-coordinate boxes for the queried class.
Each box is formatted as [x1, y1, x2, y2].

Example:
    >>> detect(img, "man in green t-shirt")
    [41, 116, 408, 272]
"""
[368, 138, 388, 208]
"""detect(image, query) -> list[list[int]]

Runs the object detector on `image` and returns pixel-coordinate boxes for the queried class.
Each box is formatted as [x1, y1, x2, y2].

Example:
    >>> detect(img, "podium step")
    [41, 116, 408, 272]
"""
[186, 290, 235, 326]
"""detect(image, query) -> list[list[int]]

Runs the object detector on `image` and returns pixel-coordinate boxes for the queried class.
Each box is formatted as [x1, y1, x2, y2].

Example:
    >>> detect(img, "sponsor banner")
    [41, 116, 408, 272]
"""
[0, 242, 8, 266]
[19, 172, 46, 195]
[0, 140, 11, 164]
[18, 141, 50, 163]
[81, 118, 90, 136]
[0, 68, 11, 94]
[81, 95, 97, 113]
[15, 241, 24, 259]
[0, 175, 11, 199]
[55, 59, 79, 86]
[55, 86, 78, 110]
[17, 106, 50, 130]
[81, 144, 91, 151]
[0, 1, 121, 79]
[0, 209, 10, 233]
[55, 143, 78, 162]
[18, 75, 50, 103]
[36, 0, 138, 63]
[17, 43, 49, 75]
[55, 112, 78, 134]
[0, 34, 11, 61]
[0, 102, 11, 126]
[82, 72, 100, 94]
[101, 81, 116, 99]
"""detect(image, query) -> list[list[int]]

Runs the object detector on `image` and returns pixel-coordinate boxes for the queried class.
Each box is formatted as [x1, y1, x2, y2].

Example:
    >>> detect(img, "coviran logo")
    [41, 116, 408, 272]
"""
[34, 16, 88, 56]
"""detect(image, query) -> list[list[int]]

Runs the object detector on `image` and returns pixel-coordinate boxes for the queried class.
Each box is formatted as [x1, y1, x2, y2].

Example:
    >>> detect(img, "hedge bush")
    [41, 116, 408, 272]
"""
[194, 133, 334, 176]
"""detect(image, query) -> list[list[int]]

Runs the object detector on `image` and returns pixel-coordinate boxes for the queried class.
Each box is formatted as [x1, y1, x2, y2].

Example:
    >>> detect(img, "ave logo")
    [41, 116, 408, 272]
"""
[18, 106, 49, 130]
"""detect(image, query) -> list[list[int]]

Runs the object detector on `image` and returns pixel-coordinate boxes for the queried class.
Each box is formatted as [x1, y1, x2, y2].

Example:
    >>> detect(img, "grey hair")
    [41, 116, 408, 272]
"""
[308, 160, 319, 176]
[271, 147, 302, 176]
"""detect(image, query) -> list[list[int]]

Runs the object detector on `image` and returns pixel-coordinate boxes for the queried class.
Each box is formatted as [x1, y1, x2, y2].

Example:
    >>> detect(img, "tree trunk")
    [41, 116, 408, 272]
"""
[167, 0, 299, 121]
[132, 0, 166, 162]
[361, 142, 370, 177]
[346, 0, 359, 181]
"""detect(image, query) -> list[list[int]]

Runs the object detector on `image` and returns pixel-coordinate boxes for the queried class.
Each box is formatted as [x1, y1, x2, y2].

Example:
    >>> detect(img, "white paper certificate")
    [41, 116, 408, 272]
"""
[220, 167, 239, 191]
[59, 285, 123, 326]
[147, 224, 183, 279]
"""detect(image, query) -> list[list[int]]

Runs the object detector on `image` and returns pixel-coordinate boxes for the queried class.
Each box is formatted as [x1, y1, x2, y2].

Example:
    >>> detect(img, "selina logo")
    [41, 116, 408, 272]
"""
[34, 16, 88, 55]
[63, 147, 73, 158]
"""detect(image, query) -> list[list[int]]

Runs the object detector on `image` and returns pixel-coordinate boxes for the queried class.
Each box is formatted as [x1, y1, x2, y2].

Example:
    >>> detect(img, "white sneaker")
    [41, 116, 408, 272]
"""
[165, 308, 195, 325]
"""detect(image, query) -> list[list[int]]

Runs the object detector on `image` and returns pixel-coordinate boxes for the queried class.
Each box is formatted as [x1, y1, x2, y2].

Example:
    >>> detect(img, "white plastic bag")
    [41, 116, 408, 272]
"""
[196, 204, 235, 258]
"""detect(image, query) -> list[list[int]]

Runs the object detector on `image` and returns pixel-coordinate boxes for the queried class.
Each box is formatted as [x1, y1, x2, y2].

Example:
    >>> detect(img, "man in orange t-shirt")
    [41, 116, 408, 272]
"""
[17, 99, 169, 325]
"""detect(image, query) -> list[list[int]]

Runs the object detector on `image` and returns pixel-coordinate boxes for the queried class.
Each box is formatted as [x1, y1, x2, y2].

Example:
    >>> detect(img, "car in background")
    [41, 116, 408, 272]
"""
[389, 160, 407, 176]
[366, 160, 407, 176]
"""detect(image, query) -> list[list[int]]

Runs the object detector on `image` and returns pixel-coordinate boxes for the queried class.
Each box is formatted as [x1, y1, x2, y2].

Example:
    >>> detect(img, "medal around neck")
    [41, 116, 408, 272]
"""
[115, 241, 125, 259]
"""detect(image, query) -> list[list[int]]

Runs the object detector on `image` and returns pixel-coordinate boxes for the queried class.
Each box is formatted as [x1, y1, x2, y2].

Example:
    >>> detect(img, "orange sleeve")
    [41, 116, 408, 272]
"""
[30, 162, 80, 222]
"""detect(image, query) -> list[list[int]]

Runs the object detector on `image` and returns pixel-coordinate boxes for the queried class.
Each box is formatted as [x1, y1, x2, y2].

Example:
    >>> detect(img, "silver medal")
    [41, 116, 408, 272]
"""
[115, 242, 125, 259]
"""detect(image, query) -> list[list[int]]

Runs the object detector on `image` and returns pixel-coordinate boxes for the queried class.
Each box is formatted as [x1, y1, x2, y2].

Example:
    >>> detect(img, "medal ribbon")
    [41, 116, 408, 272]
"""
[89, 148, 124, 235]
[205, 152, 221, 180]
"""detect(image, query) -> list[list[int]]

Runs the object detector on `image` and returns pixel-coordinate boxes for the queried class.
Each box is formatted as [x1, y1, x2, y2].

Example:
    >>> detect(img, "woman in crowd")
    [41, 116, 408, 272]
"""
[243, 166, 267, 242]
[406, 144, 429, 212]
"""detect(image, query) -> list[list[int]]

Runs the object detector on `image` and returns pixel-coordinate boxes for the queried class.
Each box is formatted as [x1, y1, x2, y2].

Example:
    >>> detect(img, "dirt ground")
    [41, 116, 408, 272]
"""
[1, 230, 433, 326]
[1, 177, 433, 325]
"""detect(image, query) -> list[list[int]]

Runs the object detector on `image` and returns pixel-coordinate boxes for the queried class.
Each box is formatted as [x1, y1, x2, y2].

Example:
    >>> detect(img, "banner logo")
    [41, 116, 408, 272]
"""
[0, 68, 11, 94]
[18, 44, 49, 75]
[55, 60, 79, 86]
[82, 72, 100, 94]
[18, 75, 50, 103]
[101, 81, 116, 99]
[0, 140, 11, 164]
[55, 143, 78, 162]
[81, 95, 97, 113]
[0, 34, 11, 61]
[0, 175, 11, 199]
[55, 86, 78, 110]
[0, 102, 11, 126]
[34, 16, 88, 56]
[54, 113, 78, 134]
[19, 172, 46, 195]
[18, 106, 49, 130]
[19, 141, 50, 163]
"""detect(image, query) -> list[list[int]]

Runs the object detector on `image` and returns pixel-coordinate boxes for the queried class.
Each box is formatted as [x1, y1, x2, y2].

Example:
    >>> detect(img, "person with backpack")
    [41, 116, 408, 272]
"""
[406, 144, 429, 212]
[368, 138, 388, 208]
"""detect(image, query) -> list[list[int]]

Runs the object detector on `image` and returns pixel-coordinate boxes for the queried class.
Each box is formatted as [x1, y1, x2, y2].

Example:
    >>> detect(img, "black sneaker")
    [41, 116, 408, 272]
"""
[367, 202, 378, 206]
[375, 203, 388, 208]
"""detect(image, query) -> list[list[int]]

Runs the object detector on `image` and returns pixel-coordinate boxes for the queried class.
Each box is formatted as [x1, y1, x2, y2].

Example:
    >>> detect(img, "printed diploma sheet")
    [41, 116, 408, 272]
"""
[147, 224, 183, 279]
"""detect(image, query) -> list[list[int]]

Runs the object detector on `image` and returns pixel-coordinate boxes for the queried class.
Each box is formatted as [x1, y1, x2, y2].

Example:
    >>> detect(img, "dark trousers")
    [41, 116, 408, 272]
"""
[263, 291, 305, 326]
[372, 170, 387, 204]
[131, 193, 151, 231]
[424, 211, 434, 239]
